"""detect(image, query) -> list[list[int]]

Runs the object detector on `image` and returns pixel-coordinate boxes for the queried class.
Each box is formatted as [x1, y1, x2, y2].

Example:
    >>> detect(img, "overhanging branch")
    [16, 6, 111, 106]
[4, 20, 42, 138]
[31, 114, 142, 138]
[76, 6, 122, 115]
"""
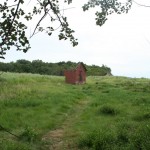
[133, 0, 150, 7]
[47, 0, 63, 26]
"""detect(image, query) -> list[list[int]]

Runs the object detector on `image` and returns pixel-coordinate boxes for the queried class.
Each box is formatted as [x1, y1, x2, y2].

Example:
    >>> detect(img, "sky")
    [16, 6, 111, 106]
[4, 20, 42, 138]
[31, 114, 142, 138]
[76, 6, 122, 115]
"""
[1, 0, 150, 78]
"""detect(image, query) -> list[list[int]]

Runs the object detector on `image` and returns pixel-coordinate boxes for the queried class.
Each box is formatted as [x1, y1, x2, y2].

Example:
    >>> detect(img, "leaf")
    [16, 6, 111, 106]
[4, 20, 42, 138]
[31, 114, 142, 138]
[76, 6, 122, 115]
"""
[0, 56, 5, 59]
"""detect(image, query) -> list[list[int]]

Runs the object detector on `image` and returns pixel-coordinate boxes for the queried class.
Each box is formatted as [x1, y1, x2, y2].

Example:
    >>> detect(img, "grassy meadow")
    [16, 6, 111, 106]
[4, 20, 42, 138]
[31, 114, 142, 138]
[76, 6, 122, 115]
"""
[0, 72, 150, 150]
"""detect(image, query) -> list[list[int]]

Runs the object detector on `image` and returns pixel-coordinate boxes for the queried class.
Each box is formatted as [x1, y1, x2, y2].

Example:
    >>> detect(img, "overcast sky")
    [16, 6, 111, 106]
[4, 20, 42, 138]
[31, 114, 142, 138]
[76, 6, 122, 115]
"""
[1, 0, 150, 78]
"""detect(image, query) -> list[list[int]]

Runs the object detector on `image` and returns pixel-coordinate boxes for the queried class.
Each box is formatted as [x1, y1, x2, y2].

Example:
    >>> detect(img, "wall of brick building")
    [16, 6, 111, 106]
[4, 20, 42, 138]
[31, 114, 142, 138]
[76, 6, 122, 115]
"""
[64, 70, 76, 84]
[64, 63, 86, 84]
[75, 64, 86, 84]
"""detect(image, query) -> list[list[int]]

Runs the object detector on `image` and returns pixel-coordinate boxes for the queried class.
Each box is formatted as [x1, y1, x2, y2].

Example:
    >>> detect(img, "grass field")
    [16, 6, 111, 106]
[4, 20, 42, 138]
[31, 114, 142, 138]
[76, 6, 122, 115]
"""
[0, 73, 150, 150]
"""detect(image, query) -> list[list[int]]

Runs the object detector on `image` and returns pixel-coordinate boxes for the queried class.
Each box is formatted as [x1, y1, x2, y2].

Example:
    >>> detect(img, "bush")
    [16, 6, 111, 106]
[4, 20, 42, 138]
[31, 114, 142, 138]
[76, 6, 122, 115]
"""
[98, 105, 119, 116]
[19, 126, 38, 143]
[78, 130, 116, 150]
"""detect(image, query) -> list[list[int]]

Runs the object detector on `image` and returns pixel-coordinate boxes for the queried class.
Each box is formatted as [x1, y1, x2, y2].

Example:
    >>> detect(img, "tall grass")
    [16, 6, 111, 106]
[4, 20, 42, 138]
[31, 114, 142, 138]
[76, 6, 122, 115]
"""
[0, 73, 150, 149]
[75, 76, 150, 149]
[0, 73, 85, 149]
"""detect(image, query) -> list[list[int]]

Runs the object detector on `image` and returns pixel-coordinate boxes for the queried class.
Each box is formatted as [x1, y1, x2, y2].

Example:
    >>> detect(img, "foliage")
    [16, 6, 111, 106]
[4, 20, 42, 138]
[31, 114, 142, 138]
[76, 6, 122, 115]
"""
[83, 0, 132, 26]
[0, 60, 112, 76]
[0, 0, 77, 59]
[97, 104, 119, 115]
[78, 130, 117, 150]
[0, 0, 133, 59]
[19, 126, 38, 143]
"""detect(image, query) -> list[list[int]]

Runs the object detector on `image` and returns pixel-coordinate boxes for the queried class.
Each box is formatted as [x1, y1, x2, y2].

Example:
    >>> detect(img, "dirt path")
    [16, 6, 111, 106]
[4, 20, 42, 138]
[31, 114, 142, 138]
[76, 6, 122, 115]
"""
[42, 100, 89, 150]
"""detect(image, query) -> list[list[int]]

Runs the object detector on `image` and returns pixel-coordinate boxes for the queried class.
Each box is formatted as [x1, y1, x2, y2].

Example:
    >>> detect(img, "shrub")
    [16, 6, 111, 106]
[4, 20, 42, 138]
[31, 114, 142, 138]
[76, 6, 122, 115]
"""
[78, 132, 94, 148]
[78, 130, 116, 150]
[101, 90, 110, 93]
[19, 126, 38, 143]
[98, 105, 119, 116]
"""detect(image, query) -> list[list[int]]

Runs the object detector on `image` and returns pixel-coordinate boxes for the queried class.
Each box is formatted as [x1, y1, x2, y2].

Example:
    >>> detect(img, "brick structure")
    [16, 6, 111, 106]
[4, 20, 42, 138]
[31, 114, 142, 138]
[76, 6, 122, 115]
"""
[64, 62, 87, 84]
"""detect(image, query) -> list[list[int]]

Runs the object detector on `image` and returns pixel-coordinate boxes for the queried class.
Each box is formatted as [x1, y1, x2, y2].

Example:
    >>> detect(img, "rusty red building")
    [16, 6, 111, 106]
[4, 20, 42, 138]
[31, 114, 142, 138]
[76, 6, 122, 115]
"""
[64, 62, 87, 84]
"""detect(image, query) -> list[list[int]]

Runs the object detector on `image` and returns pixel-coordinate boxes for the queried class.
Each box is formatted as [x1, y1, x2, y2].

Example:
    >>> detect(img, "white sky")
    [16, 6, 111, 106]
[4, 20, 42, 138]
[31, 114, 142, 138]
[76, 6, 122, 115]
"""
[1, 0, 150, 78]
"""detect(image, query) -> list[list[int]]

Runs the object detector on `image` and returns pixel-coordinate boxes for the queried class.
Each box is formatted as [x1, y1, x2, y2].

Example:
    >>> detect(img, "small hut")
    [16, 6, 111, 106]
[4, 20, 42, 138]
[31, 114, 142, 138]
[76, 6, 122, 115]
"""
[64, 62, 87, 84]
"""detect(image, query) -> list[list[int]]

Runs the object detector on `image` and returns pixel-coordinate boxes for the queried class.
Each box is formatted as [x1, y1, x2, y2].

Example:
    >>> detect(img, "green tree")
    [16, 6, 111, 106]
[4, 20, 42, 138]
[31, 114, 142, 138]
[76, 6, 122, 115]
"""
[0, 0, 137, 59]
[0, 59, 112, 76]
[16, 59, 31, 73]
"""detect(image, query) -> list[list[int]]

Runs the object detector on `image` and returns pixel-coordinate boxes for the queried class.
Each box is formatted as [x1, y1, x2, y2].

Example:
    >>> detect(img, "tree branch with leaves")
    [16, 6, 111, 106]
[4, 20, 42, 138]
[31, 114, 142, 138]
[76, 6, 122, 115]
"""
[0, 0, 149, 59]
[0, 0, 77, 59]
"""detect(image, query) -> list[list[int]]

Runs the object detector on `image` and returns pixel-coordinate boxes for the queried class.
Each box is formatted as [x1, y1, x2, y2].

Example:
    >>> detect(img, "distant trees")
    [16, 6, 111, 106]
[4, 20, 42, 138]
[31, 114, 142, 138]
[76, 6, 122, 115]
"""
[86, 64, 111, 76]
[0, 60, 112, 76]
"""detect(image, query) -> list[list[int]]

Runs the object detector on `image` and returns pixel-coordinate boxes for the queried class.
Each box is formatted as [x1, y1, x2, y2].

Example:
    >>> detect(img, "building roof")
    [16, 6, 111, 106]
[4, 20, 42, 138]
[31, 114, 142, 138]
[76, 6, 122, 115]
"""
[65, 62, 87, 71]
[76, 62, 87, 71]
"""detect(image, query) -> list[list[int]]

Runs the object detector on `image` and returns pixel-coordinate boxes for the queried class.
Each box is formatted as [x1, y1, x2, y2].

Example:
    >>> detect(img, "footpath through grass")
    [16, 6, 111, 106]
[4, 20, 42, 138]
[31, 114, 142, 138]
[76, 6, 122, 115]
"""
[0, 73, 150, 150]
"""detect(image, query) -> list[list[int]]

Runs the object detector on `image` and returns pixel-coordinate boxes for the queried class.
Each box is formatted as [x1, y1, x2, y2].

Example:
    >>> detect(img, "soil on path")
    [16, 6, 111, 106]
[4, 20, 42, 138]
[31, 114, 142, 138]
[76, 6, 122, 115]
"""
[42, 100, 89, 150]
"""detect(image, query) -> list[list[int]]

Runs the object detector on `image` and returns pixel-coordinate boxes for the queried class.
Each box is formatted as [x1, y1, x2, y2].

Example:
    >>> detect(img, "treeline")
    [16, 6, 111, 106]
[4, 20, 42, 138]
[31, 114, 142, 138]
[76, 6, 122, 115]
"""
[0, 59, 112, 76]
